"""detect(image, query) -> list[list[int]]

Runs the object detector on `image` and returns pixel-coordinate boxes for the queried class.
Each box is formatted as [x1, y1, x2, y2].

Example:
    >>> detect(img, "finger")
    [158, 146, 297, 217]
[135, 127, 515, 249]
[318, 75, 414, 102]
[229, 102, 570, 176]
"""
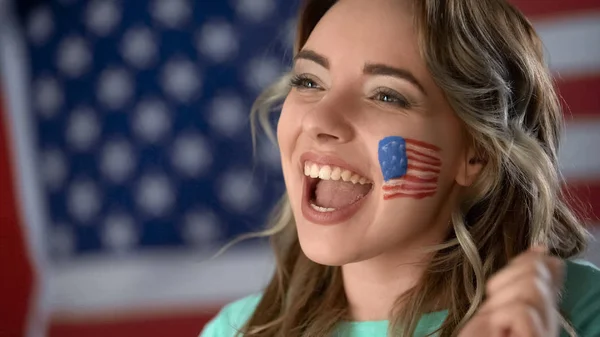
[508, 247, 553, 269]
[486, 257, 552, 295]
[460, 303, 545, 337]
[487, 255, 565, 296]
[458, 311, 495, 337]
[514, 250, 565, 286]
[488, 302, 546, 337]
[479, 277, 555, 327]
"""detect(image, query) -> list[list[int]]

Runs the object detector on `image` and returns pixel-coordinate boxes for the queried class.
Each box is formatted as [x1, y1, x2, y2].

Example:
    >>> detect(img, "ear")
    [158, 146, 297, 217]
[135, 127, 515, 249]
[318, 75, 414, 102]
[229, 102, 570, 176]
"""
[455, 146, 485, 187]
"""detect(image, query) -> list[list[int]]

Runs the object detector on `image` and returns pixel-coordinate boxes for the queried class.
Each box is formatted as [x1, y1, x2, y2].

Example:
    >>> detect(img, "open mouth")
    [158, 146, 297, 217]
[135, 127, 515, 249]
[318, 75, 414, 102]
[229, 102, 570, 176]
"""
[301, 161, 374, 225]
[306, 176, 373, 210]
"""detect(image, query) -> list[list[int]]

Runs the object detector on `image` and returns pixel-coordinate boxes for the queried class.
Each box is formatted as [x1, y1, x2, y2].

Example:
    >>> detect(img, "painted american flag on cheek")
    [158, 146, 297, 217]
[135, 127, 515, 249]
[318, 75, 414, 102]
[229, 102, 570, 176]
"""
[378, 136, 442, 200]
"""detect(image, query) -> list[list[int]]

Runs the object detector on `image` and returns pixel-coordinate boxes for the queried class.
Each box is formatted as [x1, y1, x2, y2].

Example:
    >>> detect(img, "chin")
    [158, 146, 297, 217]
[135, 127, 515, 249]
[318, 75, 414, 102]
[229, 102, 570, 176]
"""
[299, 240, 353, 266]
[295, 224, 368, 266]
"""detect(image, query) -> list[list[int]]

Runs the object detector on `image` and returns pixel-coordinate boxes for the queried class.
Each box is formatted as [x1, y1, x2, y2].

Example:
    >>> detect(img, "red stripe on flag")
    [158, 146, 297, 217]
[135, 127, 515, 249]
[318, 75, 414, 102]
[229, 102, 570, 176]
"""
[383, 181, 437, 190]
[510, 0, 600, 18]
[406, 149, 442, 164]
[0, 93, 36, 335]
[557, 76, 600, 118]
[388, 175, 438, 184]
[406, 154, 441, 167]
[383, 191, 436, 200]
[383, 185, 436, 192]
[405, 138, 441, 152]
[49, 310, 217, 337]
[407, 164, 440, 174]
[564, 180, 600, 225]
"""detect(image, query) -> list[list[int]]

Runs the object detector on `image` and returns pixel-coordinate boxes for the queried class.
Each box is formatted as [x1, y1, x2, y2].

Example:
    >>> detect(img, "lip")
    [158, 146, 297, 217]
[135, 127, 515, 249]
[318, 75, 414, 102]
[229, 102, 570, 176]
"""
[299, 152, 372, 180]
[300, 175, 373, 226]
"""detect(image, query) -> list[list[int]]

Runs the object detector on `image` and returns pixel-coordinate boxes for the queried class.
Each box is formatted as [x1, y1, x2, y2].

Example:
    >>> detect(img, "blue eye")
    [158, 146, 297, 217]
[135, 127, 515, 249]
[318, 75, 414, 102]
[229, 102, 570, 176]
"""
[290, 75, 321, 90]
[372, 89, 411, 108]
[378, 93, 396, 103]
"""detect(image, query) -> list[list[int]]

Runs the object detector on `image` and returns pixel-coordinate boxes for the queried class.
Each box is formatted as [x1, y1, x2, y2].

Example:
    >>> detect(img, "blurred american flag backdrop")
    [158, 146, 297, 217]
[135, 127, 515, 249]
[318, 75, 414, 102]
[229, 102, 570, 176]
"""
[0, 0, 598, 336]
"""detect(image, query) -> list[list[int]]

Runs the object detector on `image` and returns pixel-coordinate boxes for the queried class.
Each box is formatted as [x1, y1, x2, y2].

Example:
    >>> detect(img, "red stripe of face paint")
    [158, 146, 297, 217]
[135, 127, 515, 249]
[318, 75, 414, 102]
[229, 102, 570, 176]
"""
[406, 154, 442, 167]
[385, 183, 436, 191]
[384, 175, 438, 184]
[383, 191, 437, 200]
[405, 148, 442, 164]
[405, 138, 442, 152]
[383, 185, 436, 192]
[384, 189, 437, 196]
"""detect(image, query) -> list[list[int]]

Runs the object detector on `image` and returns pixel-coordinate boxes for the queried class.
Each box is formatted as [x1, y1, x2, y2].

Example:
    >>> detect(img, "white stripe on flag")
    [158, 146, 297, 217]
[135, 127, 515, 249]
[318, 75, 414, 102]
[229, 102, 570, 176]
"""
[560, 118, 600, 181]
[536, 11, 600, 76]
[49, 246, 273, 316]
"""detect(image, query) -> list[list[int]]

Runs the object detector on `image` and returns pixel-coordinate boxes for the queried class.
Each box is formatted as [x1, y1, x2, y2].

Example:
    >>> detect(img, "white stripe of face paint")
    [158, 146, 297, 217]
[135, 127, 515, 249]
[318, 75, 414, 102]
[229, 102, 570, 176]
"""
[383, 180, 437, 188]
[405, 143, 442, 159]
[403, 166, 440, 175]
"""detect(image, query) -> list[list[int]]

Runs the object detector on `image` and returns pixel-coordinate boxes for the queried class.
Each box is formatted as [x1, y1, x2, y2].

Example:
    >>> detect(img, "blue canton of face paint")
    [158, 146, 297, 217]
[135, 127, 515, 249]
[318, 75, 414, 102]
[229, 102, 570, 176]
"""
[378, 136, 408, 182]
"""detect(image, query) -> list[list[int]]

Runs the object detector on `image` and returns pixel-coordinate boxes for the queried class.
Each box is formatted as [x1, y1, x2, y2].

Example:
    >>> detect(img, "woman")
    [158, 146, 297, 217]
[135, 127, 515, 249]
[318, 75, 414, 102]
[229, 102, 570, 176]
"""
[201, 0, 600, 336]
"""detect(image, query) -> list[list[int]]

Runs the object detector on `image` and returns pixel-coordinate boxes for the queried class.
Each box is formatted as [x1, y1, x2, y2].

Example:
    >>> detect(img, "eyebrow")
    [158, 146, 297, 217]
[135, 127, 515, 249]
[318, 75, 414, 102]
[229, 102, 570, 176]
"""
[294, 49, 330, 69]
[363, 63, 427, 96]
[294, 49, 427, 96]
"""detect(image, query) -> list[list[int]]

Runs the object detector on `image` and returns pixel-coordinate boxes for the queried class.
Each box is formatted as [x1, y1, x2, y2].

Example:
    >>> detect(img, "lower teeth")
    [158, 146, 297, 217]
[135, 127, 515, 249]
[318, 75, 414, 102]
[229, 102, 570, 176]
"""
[310, 202, 336, 213]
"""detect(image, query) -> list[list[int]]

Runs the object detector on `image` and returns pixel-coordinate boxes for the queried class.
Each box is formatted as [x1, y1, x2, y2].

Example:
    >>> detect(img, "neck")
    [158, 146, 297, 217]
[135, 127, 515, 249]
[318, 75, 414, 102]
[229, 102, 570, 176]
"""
[340, 213, 455, 322]
[340, 185, 464, 321]
[341, 245, 431, 322]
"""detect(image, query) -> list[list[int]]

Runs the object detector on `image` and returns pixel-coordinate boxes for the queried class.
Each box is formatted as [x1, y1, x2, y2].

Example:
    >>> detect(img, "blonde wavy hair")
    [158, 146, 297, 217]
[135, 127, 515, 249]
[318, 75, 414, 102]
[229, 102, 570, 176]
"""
[229, 0, 591, 336]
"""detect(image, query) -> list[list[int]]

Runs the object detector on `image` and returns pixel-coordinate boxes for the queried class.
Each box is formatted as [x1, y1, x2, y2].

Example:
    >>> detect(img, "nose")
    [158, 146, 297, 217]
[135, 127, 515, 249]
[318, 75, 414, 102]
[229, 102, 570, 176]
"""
[301, 95, 355, 145]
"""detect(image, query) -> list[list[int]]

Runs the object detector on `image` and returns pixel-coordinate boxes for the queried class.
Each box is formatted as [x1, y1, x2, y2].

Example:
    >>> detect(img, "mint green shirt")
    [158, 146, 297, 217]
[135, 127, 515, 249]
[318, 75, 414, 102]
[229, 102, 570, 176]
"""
[200, 260, 600, 336]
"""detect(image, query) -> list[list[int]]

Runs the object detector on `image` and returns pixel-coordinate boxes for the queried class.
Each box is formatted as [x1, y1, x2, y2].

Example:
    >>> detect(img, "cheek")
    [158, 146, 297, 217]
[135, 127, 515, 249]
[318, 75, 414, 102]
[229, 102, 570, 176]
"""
[277, 97, 305, 187]
[378, 136, 443, 201]
[276, 98, 297, 153]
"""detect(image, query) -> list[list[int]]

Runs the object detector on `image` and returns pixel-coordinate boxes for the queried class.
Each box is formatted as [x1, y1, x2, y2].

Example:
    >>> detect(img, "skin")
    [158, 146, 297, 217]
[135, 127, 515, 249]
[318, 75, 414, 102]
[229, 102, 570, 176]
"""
[276, 0, 564, 335]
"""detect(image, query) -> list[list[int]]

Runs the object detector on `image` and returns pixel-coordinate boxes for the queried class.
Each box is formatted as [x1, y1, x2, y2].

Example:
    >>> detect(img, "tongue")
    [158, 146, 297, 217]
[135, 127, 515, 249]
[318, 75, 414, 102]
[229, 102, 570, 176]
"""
[314, 179, 371, 209]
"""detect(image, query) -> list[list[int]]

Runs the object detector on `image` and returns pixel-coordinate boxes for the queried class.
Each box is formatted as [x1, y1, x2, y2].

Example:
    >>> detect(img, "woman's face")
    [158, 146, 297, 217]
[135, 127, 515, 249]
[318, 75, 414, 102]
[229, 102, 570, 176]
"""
[277, 0, 478, 266]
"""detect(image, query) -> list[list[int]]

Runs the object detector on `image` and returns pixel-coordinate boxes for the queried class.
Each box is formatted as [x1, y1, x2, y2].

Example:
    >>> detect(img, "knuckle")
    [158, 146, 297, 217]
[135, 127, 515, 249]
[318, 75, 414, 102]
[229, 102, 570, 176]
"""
[519, 290, 543, 312]
[486, 275, 502, 292]
[520, 303, 538, 321]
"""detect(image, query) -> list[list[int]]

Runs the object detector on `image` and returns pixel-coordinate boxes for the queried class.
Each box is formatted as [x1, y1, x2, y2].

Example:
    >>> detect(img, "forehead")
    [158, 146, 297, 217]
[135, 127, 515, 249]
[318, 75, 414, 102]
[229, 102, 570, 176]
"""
[302, 0, 422, 70]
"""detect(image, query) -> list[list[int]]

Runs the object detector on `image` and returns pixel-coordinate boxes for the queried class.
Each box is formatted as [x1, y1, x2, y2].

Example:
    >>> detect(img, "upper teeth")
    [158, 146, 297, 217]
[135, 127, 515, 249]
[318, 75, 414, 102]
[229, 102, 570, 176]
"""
[303, 162, 370, 184]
